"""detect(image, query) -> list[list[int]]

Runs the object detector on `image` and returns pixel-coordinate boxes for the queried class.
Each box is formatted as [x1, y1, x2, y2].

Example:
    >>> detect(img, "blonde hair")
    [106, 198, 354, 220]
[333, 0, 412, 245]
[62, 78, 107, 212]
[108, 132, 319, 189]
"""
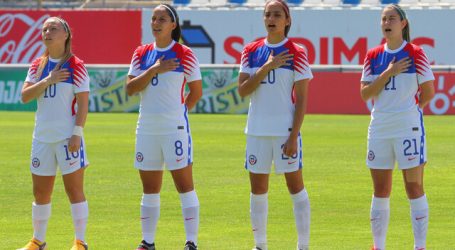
[36, 17, 73, 80]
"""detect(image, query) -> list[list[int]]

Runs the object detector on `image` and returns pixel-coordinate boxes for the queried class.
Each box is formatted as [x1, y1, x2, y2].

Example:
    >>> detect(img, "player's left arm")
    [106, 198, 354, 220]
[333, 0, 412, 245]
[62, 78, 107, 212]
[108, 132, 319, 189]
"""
[418, 80, 435, 109]
[185, 80, 202, 110]
[283, 78, 310, 157]
[68, 91, 89, 152]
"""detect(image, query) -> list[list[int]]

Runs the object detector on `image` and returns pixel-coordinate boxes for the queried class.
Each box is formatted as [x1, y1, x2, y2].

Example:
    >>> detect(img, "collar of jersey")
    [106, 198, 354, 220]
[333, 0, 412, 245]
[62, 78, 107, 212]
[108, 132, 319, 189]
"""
[48, 57, 61, 63]
[153, 40, 176, 52]
[264, 38, 288, 48]
[384, 40, 407, 54]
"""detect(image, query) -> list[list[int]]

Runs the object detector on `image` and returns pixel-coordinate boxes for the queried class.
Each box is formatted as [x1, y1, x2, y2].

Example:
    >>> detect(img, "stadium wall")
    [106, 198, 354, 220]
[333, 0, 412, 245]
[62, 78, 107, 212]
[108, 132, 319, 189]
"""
[1, 9, 454, 65]
[1, 65, 454, 115]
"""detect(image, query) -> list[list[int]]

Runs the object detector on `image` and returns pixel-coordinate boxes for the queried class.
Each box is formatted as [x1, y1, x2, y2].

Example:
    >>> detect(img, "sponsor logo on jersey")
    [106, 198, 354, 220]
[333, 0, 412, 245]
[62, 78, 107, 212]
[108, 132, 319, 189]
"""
[368, 150, 375, 161]
[136, 152, 144, 163]
[248, 154, 257, 165]
[32, 157, 40, 168]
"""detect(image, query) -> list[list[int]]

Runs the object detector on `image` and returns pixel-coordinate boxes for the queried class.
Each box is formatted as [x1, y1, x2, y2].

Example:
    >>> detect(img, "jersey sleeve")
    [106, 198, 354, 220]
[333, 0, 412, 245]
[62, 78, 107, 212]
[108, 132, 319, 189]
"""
[293, 46, 313, 82]
[182, 48, 201, 83]
[25, 58, 41, 84]
[239, 46, 252, 75]
[73, 61, 90, 93]
[361, 50, 374, 83]
[414, 47, 435, 84]
[128, 46, 143, 77]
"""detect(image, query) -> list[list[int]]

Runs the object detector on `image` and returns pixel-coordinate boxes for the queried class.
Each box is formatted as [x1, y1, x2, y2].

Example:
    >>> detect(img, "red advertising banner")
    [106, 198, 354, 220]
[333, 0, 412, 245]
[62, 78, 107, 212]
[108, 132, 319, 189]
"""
[308, 72, 455, 115]
[0, 10, 141, 64]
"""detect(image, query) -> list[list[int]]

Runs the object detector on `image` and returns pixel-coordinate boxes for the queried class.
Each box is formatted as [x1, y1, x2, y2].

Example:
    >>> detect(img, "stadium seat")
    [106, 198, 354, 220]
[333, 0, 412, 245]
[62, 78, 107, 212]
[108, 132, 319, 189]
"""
[228, 0, 246, 4]
[342, 0, 361, 4]
[174, 0, 190, 4]
[288, 0, 304, 4]
[380, 0, 399, 4]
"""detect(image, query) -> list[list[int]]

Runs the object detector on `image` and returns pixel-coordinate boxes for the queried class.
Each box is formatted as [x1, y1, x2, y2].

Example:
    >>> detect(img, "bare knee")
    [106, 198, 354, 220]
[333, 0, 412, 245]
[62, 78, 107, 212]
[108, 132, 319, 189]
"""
[142, 182, 162, 193]
[251, 185, 268, 194]
[374, 185, 391, 198]
[175, 182, 194, 193]
[286, 182, 304, 194]
[405, 182, 424, 199]
[65, 186, 85, 203]
[33, 187, 52, 204]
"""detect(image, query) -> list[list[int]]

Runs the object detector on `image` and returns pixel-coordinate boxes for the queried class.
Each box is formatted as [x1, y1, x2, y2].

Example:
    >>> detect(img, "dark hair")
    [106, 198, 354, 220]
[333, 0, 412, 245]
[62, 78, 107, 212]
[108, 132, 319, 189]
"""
[160, 4, 181, 42]
[264, 0, 291, 37]
[388, 4, 410, 42]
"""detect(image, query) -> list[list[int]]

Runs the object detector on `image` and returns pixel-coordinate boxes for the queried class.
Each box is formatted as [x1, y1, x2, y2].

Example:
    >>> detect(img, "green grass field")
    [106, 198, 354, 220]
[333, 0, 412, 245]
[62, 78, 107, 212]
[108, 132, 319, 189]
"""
[1, 112, 454, 249]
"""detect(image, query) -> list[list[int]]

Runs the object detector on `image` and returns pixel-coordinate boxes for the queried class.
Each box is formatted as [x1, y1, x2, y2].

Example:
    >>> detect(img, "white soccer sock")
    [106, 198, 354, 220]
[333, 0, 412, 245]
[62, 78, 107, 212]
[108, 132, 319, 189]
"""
[141, 193, 160, 244]
[180, 190, 199, 245]
[71, 201, 88, 242]
[32, 202, 51, 242]
[250, 193, 268, 249]
[410, 195, 429, 249]
[291, 189, 310, 248]
[370, 196, 390, 250]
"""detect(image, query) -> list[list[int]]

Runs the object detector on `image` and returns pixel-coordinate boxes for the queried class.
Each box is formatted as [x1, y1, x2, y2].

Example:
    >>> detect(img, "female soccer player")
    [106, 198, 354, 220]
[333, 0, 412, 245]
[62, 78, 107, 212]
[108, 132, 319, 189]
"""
[238, 1, 313, 249]
[126, 4, 202, 250]
[360, 4, 435, 250]
[19, 17, 90, 250]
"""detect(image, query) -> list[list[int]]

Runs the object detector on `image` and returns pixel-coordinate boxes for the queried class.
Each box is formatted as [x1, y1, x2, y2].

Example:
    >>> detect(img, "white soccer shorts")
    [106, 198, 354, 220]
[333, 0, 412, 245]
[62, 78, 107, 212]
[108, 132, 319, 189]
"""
[134, 131, 193, 171]
[30, 138, 89, 176]
[366, 135, 427, 170]
[245, 134, 303, 174]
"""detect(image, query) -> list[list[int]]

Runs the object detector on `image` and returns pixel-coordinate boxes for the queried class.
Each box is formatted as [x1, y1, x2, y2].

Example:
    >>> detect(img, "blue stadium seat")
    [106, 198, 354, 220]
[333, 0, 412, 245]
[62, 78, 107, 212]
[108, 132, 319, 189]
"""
[288, 0, 304, 4]
[342, 0, 361, 4]
[228, 0, 247, 4]
[380, 0, 399, 4]
[174, 0, 191, 4]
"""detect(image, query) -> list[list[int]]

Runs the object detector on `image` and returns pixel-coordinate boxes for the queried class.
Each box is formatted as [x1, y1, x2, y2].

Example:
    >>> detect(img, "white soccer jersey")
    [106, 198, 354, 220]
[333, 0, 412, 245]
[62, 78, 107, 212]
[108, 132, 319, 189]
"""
[128, 40, 201, 135]
[240, 38, 313, 136]
[361, 41, 434, 139]
[25, 56, 90, 143]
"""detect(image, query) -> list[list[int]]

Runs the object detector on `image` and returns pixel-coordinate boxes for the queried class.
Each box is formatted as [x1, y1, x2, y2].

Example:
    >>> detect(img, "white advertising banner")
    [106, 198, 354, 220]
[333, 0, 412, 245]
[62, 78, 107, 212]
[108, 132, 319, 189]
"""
[142, 8, 455, 65]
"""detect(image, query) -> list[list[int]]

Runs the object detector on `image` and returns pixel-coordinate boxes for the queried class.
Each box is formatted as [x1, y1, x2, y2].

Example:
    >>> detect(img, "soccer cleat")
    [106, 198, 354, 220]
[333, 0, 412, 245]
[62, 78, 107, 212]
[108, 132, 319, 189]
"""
[252, 247, 264, 250]
[136, 240, 155, 250]
[17, 238, 47, 250]
[184, 241, 197, 250]
[71, 239, 88, 250]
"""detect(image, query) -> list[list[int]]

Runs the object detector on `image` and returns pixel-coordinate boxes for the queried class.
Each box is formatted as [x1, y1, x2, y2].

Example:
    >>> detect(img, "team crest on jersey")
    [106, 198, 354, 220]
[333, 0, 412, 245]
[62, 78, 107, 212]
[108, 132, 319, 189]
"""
[368, 150, 375, 161]
[248, 155, 257, 165]
[32, 157, 40, 168]
[136, 152, 144, 163]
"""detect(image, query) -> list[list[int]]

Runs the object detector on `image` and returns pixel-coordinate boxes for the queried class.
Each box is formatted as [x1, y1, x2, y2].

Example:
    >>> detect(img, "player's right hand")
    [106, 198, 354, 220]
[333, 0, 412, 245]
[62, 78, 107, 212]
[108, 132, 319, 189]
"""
[266, 50, 294, 70]
[152, 55, 180, 74]
[46, 69, 70, 85]
[386, 56, 412, 77]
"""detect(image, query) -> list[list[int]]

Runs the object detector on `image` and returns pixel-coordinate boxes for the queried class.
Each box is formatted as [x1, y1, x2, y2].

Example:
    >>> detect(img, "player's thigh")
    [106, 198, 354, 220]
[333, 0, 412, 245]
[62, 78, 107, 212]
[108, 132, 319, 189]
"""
[273, 135, 303, 174]
[394, 135, 427, 170]
[135, 134, 164, 170]
[56, 138, 89, 175]
[245, 136, 273, 174]
[30, 139, 58, 176]
[366, 138, 395, 169]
